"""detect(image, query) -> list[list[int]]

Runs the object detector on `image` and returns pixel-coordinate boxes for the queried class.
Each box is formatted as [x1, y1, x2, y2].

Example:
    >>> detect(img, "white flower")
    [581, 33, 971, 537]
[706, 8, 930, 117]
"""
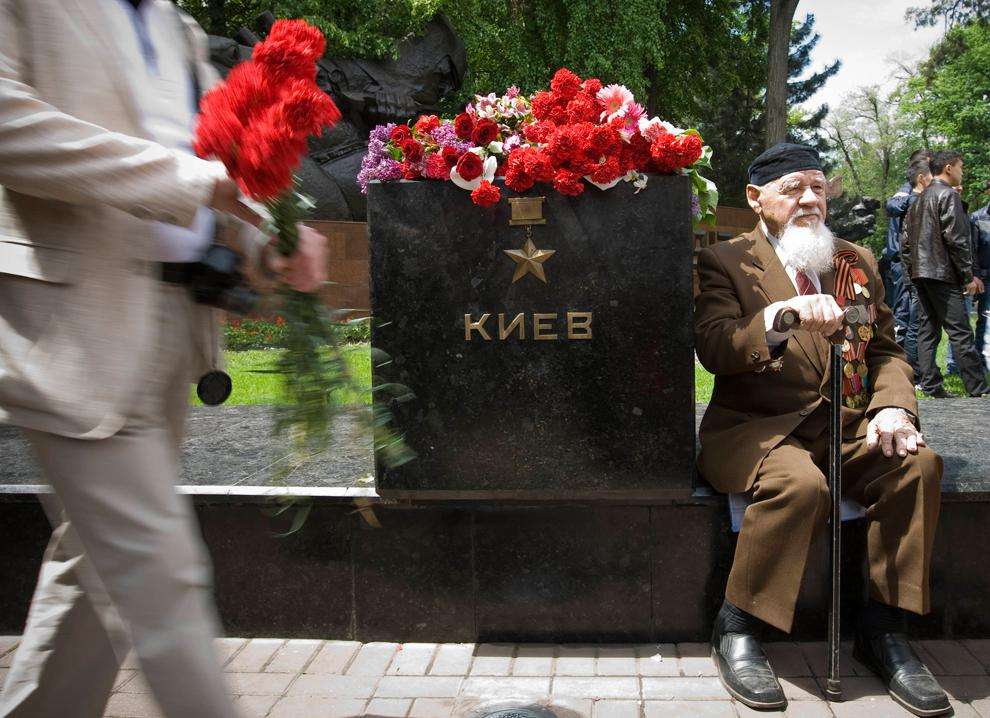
[450, 155, 498, 191]
[585, 175, 624, 191]
[487, 141, 505, 155]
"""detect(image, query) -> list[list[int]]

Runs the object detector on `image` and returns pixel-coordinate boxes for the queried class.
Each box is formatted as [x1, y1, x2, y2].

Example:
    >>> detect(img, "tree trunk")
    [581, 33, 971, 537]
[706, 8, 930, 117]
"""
[765, 0, 799, 148]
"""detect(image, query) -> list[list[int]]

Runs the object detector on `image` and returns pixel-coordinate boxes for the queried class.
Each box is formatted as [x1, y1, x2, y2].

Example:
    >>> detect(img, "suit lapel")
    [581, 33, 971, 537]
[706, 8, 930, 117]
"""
[749, 225, 825, 375]
[62, 0, 145, 134]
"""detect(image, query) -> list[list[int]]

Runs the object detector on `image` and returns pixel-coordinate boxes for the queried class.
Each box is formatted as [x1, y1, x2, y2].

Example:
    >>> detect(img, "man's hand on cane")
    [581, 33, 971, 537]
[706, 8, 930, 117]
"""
[780, 294, 845, 337]
[867, 408, 926, 458]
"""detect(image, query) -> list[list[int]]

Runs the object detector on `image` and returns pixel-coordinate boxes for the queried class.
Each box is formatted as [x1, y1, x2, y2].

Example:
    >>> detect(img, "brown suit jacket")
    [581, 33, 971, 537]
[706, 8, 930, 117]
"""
[695, 224, 918, 494]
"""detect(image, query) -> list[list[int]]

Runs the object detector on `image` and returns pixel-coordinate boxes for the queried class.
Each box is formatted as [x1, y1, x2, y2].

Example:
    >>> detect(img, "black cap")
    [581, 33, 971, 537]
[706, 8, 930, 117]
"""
[747, 142, 823, 186]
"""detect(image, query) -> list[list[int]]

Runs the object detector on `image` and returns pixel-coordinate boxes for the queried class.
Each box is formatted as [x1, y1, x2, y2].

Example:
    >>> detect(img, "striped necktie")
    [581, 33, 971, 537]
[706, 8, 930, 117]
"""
[795, 270, 816, 296]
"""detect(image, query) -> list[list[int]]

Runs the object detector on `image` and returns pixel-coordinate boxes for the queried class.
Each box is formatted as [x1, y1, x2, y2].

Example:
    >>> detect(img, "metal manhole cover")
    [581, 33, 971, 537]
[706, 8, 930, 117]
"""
[480, 709, 557, 718]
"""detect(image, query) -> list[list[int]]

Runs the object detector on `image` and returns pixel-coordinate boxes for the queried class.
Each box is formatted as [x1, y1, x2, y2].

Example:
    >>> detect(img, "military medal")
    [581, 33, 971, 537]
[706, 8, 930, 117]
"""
[843, 362, 854, 378]
[858, 324, 873, 341]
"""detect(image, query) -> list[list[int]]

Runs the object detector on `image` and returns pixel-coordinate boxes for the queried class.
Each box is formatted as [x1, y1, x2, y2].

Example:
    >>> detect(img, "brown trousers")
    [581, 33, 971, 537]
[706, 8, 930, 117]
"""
[725, 408, 943, 633]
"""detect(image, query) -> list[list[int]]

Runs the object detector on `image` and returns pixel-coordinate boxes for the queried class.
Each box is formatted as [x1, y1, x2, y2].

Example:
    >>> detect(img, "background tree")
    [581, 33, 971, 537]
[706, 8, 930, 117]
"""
[177, 0, 838, 209]
[906, 0, 990, 28]
[697, 10, 839, 205]
[766, 0, 800, 146]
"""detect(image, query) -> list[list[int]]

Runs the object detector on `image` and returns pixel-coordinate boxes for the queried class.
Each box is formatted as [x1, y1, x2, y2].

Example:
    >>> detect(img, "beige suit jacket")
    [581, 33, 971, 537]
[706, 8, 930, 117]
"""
[0, 0, 265, 439]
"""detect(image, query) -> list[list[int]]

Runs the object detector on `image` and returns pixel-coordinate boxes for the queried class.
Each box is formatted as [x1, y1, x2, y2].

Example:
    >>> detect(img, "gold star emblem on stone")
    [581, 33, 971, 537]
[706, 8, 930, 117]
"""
[504, 238, 555, 284]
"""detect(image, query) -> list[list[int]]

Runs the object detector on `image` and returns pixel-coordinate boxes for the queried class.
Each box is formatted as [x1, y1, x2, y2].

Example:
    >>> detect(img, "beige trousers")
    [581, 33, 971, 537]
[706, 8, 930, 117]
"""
[0, 285, 240, 718]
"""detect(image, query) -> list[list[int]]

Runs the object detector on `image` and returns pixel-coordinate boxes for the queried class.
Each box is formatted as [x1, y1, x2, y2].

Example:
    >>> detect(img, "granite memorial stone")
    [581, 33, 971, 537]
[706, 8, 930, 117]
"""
[368, 176, 695, 497]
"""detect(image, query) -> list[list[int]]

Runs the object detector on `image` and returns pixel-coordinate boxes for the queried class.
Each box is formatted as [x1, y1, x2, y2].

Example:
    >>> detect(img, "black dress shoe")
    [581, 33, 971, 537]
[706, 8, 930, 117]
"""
[853, 632, 951, 716]
[711, 623, 786, 709]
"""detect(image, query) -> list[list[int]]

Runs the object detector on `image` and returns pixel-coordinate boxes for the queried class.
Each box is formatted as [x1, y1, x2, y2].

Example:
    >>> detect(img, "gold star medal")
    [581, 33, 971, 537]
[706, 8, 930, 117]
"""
[504, 237, 555, 284]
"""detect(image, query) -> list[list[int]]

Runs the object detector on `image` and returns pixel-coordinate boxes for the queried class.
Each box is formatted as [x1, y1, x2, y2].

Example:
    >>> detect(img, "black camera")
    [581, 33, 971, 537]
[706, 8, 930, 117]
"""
[186, 243, 259, 315]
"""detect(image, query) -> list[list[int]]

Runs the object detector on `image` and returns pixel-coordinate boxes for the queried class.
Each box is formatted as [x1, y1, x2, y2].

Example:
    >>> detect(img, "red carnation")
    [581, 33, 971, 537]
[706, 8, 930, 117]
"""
[524, 150, 554, 183]
[455, 152, 484, 182]
[565, 95, 598, 124]
[582, 78, 603, 95]
[401, 139, 424, 162]
[523, 120, 553, 145]
[423, 153, 450, 180]
[402, 161, 421, 180]
[590, 157, 623, 185]
[252, 38, 315, 85]
[554, 169, 585, 196]
[441, 146, 462, 168]
[471, 180, 501, 207]
[649, 133, 680, 173]
[454, 112, 475, 140]
[414, 114, 441, 136]
[472, 119, 499, 147]
[266, 19, 326, 61]
[676, 134, 704, 167]
[279, 81, 341, 138]
[531, 91, 568, 123]
[390, 125, 412, 144]
[550, 68, 582, 101]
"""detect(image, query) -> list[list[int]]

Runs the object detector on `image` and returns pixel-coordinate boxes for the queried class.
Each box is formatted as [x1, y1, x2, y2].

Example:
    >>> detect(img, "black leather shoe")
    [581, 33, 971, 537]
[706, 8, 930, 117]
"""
[853, 632, 951, 716]
[711, 623, 786, 709]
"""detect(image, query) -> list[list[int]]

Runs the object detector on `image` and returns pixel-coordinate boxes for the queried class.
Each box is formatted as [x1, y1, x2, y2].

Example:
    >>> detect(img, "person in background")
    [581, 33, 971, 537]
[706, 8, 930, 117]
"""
[946, 184, 976, 376]
[969, 179, 990, 372]
[899, 162, 933, 379]
[900, 151, 988, 398]
[884, 149, 932, 346]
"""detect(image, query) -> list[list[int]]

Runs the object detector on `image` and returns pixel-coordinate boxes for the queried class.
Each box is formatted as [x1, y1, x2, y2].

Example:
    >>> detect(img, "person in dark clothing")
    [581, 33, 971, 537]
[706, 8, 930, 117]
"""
[946, 184, 976, 375]
[884, 150, 932, 345]
[901, 151, 989, 397]
[898, 162, 932, 377]
[970, 179, 990, 371]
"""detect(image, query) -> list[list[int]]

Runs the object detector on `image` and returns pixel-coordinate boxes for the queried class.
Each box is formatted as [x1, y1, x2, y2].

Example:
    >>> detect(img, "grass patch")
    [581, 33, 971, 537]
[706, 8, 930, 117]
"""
[191, 345, 372, 406]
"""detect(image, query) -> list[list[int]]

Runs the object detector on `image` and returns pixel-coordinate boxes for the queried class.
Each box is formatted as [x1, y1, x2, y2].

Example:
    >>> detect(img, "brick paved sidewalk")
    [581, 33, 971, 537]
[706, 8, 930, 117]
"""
[1, 637, 989, 717]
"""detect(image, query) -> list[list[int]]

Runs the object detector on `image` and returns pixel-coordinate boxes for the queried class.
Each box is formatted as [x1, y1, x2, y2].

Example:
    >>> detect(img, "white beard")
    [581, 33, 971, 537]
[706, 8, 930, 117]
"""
[778, 214, 836, 275]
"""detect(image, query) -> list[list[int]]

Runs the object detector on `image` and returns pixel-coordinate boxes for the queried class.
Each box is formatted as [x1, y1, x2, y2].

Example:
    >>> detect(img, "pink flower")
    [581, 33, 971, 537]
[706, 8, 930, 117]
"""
[596, 84, 635, 121]
[506, 85, 520, 99]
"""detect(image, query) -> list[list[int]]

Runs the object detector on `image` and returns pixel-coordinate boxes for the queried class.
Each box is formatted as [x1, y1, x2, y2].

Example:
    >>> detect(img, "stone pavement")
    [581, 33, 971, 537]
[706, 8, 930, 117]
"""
[2, 637, 989, 717]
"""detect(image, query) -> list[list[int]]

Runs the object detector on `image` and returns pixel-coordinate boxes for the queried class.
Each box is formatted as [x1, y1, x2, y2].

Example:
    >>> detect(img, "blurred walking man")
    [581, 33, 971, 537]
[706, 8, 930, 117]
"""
[0, 2, 326, 716]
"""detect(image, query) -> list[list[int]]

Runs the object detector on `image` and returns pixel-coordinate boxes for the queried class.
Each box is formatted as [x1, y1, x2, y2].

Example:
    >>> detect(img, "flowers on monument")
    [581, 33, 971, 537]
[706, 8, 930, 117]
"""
[357, 68, 719, 224]
[471, 180, 501, 208]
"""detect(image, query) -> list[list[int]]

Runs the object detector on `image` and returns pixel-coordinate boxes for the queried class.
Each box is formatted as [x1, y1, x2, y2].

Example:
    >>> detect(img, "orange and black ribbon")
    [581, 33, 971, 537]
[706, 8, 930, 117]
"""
[833, 249, 858, 302]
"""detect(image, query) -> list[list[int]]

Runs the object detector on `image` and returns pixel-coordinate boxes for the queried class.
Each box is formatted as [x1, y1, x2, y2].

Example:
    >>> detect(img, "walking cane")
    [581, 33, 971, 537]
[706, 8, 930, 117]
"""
[772, 304, 868, 702]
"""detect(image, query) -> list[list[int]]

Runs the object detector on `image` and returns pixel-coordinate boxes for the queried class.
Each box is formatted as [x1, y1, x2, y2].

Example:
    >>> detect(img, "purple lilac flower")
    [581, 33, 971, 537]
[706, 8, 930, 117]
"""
[430, 123, 473, 153]
[358, 129, 404, 193]
[369, 123, 397, 144]
[691, 193, 702, 220]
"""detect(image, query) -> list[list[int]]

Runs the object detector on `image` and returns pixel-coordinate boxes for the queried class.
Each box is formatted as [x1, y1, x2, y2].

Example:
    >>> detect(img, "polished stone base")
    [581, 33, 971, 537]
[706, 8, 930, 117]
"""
[367, 177, 696, 498]
[1, 490, 988, 642]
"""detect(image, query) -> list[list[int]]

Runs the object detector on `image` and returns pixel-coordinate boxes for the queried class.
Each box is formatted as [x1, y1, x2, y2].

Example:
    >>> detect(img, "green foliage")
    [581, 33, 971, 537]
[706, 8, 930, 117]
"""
[177, 0, 441, 57]
[900, 22, 990, 201]
[224, 317, 370, 350]
[906, 0, 990, 28]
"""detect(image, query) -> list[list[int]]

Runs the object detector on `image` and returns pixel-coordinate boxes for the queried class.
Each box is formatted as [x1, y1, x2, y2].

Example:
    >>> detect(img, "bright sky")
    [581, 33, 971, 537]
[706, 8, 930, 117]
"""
[798, 0, 944, 115]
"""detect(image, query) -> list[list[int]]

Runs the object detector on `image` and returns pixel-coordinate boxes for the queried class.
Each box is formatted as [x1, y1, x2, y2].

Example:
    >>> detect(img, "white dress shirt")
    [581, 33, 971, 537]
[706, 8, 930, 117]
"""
[761, 220, 822, 345]
[104, 0, 214, 262]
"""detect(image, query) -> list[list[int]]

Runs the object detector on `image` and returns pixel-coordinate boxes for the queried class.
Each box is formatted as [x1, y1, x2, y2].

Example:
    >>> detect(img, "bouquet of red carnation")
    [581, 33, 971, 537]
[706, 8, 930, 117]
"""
[194, 21, 411, 479]
[195, 19, 340, 252]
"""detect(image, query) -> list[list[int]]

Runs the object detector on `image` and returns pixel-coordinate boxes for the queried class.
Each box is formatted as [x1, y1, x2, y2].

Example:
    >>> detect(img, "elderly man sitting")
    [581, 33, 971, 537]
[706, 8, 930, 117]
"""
[694, 143, 948, 716]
